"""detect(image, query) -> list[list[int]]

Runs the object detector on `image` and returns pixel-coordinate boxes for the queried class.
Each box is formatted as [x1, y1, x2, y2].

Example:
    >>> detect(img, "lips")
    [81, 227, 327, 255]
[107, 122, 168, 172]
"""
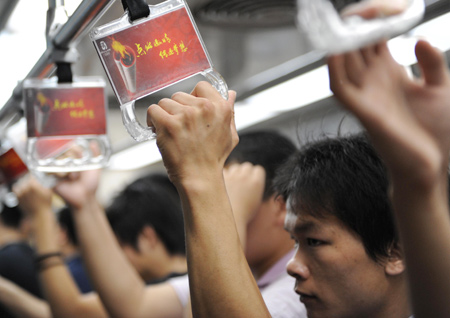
[296, 290, 317, 304]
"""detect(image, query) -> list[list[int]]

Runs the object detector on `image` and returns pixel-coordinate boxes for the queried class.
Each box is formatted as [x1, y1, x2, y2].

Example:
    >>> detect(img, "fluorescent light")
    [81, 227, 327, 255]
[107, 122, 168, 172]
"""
[0, 1, 84, 108]
[108, 139, 162, 171]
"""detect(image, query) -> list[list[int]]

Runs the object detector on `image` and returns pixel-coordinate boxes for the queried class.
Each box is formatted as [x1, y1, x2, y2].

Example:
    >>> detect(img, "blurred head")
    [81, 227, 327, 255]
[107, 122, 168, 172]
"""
[226, 130, 297, 201]
[225, 130, 297, 273]
[274, 133, 407, 318]
[0, 203, 23, 229]
[57, 206, 78, 246]
[106, 173, 185, 280]
[0, 201, 31, 239]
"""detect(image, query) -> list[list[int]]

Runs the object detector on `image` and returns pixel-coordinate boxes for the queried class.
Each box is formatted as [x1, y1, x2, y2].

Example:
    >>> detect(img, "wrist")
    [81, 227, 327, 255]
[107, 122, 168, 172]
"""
[71, 194, 101, 214]
[173, 167, 224, 193]
[34, 251, 64, 272]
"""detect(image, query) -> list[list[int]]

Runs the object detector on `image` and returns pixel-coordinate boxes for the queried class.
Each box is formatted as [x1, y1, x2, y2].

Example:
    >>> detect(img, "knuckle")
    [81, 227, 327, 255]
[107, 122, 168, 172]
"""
[197, 81, 212, 90]
[158, 98, 172, 106]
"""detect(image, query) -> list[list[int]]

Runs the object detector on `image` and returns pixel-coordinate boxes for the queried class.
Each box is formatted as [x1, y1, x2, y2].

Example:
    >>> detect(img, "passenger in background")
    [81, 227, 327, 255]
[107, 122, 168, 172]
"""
[224, 131, 303, 317]
[12, 171, 188, 318]
[0, 202, 43, 318]
[106, 173, 187, 284]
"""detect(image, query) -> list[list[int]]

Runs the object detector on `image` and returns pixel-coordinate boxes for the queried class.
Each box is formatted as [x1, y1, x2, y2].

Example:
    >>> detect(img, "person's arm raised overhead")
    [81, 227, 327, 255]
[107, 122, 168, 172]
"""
[328, 39, 450, 318]
[13, 177, 107, 318]
[224, 162, 266, 248]
[147, 82, 271, 318]
[54, 170, 183, 318]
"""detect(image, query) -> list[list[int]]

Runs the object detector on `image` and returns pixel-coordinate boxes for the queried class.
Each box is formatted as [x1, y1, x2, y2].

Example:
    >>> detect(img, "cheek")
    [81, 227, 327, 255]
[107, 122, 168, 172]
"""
[312, 246, 375, 288]
[318, 249, 386, 302]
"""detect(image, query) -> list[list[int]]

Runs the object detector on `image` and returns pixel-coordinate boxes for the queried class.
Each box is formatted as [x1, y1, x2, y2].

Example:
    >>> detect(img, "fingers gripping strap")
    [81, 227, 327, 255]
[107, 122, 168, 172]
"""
[121, 0, 150, 21]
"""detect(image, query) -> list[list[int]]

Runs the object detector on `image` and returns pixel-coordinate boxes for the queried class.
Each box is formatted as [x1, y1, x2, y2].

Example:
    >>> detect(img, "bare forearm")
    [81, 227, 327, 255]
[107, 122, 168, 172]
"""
[391, 175, 450, 318]
[176, 172, 270, 318]
[72, 196, 148, 318]
[33, 209, 105, 318]
[0, 277, 50, 318]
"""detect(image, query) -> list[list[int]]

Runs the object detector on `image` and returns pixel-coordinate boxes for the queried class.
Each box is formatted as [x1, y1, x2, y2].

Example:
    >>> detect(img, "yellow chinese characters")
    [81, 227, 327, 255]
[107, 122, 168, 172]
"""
[136, 33, 172, 57]
[53, 99, 85, 111]
[70, 109, 95, 119]
[51, 99, 95, 120]
[134, 33, 188, 59]
[159, 41, 188, 60]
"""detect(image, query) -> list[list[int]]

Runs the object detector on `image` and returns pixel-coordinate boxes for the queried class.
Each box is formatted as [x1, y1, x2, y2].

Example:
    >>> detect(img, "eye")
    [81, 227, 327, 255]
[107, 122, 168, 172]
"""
[290, 236, 300, 248]
[307, 238, 323, 247]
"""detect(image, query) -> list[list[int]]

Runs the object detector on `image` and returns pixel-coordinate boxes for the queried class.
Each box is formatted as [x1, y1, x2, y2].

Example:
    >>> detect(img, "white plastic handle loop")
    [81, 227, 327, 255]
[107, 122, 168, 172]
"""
[297, 0, 425, 54]
[120, 68, 228, 142]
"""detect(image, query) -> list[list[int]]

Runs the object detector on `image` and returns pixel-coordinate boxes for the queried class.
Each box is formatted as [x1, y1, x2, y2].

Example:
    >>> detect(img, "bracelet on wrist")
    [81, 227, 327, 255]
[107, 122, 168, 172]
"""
[34, 251, 63, 270]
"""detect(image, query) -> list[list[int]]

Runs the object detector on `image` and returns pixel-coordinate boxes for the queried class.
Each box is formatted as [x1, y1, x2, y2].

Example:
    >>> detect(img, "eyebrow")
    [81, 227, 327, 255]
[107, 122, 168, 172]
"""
[285, 220, 319, 235]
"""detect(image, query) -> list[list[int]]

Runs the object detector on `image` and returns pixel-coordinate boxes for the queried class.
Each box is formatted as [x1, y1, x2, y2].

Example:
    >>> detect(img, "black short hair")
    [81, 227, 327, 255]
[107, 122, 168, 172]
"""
[274, 133, 397, 262]
[0, 204, 24, 229]
[57, 206, 78, 246]
[225, 130, 297, 200]
[106, 173, 185, 256]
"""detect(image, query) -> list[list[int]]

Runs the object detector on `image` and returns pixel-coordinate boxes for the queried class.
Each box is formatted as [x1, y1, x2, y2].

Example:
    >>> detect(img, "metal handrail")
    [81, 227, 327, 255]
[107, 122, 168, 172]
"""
[0, 0, 115, 123]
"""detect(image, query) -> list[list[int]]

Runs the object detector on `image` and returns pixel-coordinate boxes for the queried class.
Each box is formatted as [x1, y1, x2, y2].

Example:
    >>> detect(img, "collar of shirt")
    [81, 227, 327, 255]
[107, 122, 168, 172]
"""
[257, 249, 296, 289]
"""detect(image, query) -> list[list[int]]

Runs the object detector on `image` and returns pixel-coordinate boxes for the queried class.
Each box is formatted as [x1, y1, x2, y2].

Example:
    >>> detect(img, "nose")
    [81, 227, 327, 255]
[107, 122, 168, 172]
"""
[286, 250, 310, 281]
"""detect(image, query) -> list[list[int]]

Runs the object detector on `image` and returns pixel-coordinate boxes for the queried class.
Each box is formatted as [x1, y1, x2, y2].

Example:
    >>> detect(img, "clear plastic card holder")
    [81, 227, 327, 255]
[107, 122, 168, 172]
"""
[90, 0, 228, 142]
[297, 0, 425, 54]
[23, 77, 111, 172]
[0, 134, 55, 188]
[5, 118, 56, 187]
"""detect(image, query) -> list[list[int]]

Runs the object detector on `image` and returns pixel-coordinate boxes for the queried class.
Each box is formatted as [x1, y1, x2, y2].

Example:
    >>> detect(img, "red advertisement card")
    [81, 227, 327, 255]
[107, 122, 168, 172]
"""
[93, 5, 211, 104]
[0, 148, 28, 184]
[24, 85, 107, 138]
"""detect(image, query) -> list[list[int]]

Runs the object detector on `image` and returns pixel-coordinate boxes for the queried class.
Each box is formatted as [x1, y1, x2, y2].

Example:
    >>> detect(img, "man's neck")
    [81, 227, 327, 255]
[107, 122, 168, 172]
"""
[0, 227, 25, 247]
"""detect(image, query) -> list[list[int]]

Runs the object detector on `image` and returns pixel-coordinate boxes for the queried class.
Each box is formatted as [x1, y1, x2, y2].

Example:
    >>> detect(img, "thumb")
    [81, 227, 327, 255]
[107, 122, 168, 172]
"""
[415, 40, 449, 86]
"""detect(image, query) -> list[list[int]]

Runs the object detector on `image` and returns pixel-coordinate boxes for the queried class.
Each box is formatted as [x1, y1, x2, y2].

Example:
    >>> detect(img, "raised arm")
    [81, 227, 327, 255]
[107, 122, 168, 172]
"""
[147, 82, 270, 317]
[53, 170, 183, 318]
[328, 39, 450, 318]
[13, 177, 107, 318]
[0, 275, 50, 318]
[223, 163, 265, 248]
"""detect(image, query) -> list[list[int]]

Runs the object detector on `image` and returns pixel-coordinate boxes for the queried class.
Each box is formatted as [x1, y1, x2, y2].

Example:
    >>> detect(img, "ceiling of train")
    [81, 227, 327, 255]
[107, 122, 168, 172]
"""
[1, 0, 447, 109]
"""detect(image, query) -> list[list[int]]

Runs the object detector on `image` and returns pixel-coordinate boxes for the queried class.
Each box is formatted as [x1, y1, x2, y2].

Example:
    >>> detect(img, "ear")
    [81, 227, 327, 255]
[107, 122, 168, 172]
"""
[273, 196, 287, 227]
[385, 243, 405, 276]
[137, 226, 159, 252]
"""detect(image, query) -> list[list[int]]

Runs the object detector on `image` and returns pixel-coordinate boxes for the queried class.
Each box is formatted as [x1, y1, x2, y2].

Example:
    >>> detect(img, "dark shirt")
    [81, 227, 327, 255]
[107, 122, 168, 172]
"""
[0, 241, 42, 318]
[66, 254, 93, 294]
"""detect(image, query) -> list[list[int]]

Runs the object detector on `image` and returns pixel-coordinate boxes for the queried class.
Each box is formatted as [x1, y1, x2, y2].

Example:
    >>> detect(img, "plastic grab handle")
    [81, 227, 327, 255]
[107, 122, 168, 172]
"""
[120, 68, 229, 142]
[297, 0, 425, 54]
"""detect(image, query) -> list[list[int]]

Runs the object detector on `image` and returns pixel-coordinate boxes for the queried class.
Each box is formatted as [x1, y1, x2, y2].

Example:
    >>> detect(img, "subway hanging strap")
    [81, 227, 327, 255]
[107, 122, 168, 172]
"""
[121, 0, 150, 21]
[56, 62, 73, 84]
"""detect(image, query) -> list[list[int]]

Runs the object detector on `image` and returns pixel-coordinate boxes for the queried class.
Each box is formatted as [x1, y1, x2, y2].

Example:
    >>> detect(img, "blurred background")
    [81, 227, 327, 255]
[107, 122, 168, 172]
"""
[0, 0, 449, 204]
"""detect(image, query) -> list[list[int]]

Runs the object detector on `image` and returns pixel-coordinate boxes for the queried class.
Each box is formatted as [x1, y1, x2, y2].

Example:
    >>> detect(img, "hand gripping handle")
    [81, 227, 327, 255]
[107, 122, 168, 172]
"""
[120, 68, 228, 142]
